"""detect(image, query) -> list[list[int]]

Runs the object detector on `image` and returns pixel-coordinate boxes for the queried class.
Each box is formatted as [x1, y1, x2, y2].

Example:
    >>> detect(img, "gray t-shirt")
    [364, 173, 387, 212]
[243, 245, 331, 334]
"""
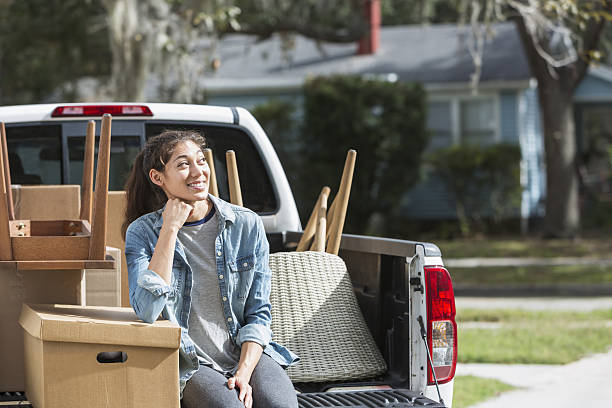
[178, 209, 241, 374]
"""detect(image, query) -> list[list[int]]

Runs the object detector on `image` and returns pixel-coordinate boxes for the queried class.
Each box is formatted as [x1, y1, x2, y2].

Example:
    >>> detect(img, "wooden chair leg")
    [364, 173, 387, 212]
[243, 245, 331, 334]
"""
[0, 123, 13, 260]
[1, 122, 15, 220]
[89, 114, 112, 260]
[203, 148, 218, 197]
[80, 120, 95, 224]
[297, 186, 330, 252]
[310, 187, 329, 252]
[226, 150, 243, 206]
[326, 149, 356, 256]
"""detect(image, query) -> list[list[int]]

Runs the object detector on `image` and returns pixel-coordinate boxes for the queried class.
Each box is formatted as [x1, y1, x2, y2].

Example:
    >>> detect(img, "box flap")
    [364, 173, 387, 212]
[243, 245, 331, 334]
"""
[19, 304, 181, 349]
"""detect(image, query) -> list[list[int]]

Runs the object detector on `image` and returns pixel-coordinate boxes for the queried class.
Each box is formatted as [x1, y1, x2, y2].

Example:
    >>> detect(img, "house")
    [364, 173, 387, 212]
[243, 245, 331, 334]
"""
[201, 19, 612, 225]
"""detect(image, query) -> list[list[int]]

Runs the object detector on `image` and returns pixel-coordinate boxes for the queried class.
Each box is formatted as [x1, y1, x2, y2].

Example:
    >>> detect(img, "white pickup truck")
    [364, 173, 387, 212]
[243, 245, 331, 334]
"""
[0, 103, 456, 407]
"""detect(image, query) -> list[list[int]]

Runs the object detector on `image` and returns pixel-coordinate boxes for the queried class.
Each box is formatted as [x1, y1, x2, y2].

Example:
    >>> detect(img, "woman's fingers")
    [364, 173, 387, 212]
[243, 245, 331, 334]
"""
[162, 198, 193, 229]
[244, 390, 253, 408]
[228, 376, 252, 407]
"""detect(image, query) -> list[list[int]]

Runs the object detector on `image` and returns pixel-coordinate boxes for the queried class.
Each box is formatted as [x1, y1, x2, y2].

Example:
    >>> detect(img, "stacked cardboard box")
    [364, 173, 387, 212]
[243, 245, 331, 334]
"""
[19, 303, 180, 408]
[0, 266, 84, 391]
[84, 246, 122, 307]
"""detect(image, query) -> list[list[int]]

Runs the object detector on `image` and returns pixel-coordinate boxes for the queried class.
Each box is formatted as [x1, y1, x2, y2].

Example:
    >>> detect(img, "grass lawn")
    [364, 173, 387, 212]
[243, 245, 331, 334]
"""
[437, 236, 612, 259]
[451, 264, 612, 286]
[452, 375, 516, 408]
[458, 308, 612, 364]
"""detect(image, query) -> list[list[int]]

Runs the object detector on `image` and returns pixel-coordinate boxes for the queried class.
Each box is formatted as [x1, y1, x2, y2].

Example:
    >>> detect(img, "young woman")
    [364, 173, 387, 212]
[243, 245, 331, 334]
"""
[122, 130, 298, 408]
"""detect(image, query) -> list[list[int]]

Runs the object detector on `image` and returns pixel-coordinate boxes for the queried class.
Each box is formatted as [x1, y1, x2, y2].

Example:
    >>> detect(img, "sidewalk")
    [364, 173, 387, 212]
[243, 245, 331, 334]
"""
[455, 297, 612, 406]
[457, 348, 612, 407]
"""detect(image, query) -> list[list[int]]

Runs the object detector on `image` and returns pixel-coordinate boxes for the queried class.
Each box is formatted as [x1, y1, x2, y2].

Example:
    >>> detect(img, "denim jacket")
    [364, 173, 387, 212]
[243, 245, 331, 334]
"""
[125, 194, 298, 392]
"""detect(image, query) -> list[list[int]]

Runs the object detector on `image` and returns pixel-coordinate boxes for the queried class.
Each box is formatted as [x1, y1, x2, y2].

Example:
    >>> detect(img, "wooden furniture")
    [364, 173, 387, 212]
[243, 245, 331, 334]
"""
[203, 148, 219, 197]
[297, 149, 356, 255]
[226, 150, 243, 206]
[0, 115, 115, 270]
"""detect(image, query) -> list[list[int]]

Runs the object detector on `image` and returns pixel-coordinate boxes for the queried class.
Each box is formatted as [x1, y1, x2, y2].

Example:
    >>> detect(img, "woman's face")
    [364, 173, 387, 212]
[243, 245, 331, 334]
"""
[150, 140, 210, 203]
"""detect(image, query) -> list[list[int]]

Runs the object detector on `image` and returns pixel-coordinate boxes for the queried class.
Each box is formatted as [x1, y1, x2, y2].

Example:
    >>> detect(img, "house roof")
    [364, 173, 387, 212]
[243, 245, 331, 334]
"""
[204, 22, 532, 92]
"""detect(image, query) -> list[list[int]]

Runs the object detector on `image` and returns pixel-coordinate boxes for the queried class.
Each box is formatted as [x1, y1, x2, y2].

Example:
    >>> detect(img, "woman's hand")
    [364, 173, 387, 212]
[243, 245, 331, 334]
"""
[161, 198, 193, 232]
[227, 374, 253, 408]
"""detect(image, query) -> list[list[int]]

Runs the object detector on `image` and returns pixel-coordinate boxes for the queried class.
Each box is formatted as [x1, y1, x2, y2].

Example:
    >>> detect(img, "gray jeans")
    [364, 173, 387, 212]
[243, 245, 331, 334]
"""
[182, 354, 298, 408]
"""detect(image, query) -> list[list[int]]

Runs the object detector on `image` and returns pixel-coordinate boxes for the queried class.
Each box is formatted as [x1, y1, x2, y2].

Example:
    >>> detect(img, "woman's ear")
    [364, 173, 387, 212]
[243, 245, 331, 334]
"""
[149, 168, 164, 187]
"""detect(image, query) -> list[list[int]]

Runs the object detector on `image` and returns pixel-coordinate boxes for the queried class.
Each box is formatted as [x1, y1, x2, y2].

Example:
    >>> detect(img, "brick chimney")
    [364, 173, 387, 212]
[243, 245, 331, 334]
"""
[357, 0, 381, 55]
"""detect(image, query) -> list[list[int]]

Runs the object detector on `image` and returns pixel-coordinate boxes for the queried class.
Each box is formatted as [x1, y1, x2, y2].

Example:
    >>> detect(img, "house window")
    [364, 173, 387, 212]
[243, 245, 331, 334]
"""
[426, 100, 453, 151]
[460, 98, 496, 146]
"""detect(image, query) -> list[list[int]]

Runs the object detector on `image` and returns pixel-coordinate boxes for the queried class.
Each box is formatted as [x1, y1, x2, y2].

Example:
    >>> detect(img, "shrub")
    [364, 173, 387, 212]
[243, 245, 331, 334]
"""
[427, 144, 522, 236]
[251, 99, 299, 188]
[298, 75, 428, 236]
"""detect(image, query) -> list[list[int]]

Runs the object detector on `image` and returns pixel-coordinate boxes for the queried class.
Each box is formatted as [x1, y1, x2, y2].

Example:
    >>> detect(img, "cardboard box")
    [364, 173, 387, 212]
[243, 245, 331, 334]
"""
[0, 266, 84, 391]
[19, 304, 180, 408]
[105, 191, 129, 307]
[84, 247, 122, 307]
[11, 185, 81, 220]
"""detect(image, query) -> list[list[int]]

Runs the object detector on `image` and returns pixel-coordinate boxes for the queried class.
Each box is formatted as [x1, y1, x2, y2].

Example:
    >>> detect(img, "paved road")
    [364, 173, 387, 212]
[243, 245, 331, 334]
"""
[446, 257, 612, 268]
[455, 296, 612, 407]
[456, 296, 612, 311]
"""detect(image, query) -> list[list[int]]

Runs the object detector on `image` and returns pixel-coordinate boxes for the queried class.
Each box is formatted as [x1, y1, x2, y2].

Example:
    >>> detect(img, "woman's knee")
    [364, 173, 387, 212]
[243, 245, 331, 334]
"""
[182, 367, 243, 408]
[250, 356, 298, 408]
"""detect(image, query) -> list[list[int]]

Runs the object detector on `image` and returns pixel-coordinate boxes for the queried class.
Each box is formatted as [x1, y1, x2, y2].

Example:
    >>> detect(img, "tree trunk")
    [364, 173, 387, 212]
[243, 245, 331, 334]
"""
[537, 80, 580, 237]
[102, 0, 154, 101]
[513, 17, 585, 238]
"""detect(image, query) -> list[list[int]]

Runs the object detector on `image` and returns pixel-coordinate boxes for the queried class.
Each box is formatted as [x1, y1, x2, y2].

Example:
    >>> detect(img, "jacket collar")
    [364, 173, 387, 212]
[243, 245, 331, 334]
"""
[152, 194, 236, 231]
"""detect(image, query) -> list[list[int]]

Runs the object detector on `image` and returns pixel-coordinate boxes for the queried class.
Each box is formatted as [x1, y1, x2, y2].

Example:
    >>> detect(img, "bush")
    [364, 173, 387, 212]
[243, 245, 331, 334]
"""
[427, 144, 522, 236]
[250, 99, 299, 189]
[298, 75, 428, 236]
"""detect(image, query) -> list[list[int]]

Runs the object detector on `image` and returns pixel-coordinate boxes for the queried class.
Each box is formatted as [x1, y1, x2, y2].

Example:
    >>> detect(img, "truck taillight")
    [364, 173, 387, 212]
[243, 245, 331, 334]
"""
[51, 105, 153, 117]
[425, 265, 457, 385]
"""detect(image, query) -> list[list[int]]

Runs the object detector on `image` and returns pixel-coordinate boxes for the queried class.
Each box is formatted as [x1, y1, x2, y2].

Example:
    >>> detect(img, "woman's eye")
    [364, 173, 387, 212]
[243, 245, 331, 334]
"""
[178, 162, 188, 167]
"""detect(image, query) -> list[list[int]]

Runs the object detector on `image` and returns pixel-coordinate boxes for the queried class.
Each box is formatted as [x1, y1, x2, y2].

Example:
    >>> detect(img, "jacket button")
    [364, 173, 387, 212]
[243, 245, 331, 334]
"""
[217, 251, 222, 256]
[223, 296, 227, 301]
[242, 262, 248, 267]
[227, 317, 232, 322]
[219, 274, 223, 280]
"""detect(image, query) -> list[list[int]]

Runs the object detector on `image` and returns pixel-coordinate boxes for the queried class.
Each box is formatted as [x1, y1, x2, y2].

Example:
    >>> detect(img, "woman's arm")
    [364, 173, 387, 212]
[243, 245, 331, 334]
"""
[126, 198, 192, 323]
[235, 216, 273, 347]
[227, 341, 263, 408]
[148, 198, 193, 284]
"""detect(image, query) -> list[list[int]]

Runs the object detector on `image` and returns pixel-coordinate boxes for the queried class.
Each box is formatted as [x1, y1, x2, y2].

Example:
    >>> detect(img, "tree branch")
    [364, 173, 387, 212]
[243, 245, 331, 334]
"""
[571, 0, 612, 90]
[220, 20, 367, 43]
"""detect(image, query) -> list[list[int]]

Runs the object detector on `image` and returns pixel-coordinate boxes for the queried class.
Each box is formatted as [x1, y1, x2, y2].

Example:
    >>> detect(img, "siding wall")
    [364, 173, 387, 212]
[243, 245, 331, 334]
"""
[402, 89, 527, 220]
[518, 86, 545, 219]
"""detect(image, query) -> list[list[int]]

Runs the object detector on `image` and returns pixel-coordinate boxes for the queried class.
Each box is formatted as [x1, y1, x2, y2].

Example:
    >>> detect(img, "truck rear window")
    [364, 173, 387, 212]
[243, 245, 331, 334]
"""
[146, 123, 278, 214]
[5, 125, 62, 185]
[67, 136, 141, 191]
[4, 121, 278, 215]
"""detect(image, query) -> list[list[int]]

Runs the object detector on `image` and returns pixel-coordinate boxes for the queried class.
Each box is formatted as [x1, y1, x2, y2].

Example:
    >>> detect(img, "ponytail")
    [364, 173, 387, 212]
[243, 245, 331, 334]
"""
[121, 130, 207, 240]
[121, 150, 165, 239]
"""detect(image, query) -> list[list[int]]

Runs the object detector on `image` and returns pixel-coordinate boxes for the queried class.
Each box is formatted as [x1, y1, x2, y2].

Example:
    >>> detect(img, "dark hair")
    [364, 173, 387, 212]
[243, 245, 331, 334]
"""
[121, 130, 207, 239]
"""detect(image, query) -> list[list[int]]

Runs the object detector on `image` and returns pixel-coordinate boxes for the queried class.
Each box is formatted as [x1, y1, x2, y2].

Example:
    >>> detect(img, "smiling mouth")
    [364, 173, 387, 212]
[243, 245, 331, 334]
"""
[187, 181, 206, 188]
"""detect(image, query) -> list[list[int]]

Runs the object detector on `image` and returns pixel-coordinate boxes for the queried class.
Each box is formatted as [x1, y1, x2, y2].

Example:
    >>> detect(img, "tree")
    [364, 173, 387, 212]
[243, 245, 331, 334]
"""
[100, 0, 366, 102]
[0, 0, 110, 105]
[509, 1, 612, 237]
[412, 1, 612, 237]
